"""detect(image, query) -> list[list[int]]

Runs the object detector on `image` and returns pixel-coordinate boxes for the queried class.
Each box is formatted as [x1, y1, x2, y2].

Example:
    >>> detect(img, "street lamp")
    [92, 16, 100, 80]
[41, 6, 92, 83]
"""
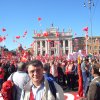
[84, 0, 94, 54]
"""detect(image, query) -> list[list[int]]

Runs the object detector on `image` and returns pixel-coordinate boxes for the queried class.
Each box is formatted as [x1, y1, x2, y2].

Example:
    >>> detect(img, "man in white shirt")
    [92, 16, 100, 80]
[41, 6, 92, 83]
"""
[8, 62, 30, 100]
[20, 60, 64, 100]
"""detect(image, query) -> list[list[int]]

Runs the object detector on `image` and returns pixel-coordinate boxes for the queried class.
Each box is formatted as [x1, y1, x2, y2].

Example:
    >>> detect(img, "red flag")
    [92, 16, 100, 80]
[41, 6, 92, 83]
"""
[78, 56, 83, 97]
[0, 36, 3, 42]
[21, 56, 27, 62]
[83, 27, 88, 40]
[83, 27, 88, 32]
[3, 36, 6, 40]
[56, 31, 59, 37]
[24, 31, 27, 35]
[2, 28, 6, 32]
[38, 17, 42, 21]
[16, 36, 20, 39]
[21, 51, 28, 62]
[43, 32, 48, 37]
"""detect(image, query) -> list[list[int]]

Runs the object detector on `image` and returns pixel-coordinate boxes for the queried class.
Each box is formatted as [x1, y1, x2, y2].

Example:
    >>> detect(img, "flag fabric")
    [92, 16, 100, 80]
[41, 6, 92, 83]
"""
[22, 31, 27, 38]
[24, 31, 27, 35]
[56, 31, 59, 37]
[2, 28, 6, 32]
[77, 56, 83, 97]
[83, 27, 88, 32]
[38, 17, 42, 21]
[83, 26, 88, 40]
[16, 36, 20, 39]
[3, 36, 6, 40]
[0, 36, 4, 42]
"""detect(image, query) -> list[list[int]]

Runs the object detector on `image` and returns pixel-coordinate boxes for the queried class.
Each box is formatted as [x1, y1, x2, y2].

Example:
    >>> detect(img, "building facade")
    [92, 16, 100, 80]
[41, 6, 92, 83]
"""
[33, 26, 73, 56]
[72, 37, 85, 52]
[72, 36, 100, 55]
[87, 36, 100, 55]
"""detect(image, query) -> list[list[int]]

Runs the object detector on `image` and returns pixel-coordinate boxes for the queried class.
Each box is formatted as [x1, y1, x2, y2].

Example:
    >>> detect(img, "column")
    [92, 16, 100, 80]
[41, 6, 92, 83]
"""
[45, 40, 48, 54]
[70, 39, 72, 53]
[35, 41, 38, 56]
[40, 41, 42, 55]
[58, 41, 59, 56]
[63, 40, 65, 55]
[56, 40, 59, 56]
[68, 39, 70, 54]
[55, 41, 57, 56]
[33, 42, 35, 56]
[68, 39, 72, 54]
[56, 41, 57, 56]
[48, 41, 50, 56]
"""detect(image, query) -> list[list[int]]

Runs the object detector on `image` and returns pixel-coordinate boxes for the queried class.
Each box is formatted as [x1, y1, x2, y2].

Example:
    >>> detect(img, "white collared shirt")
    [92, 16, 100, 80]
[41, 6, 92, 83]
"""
[32, 82, 44, 100]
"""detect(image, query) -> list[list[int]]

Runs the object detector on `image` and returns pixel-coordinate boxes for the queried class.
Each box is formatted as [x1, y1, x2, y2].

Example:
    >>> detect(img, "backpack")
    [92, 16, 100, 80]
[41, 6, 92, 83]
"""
[10, 73, 17, 100]
[46, 77, 57, 99]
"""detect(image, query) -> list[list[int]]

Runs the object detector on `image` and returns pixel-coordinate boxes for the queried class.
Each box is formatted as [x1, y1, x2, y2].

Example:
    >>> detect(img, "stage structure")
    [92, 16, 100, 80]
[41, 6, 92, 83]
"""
[33, 26, 73, 56]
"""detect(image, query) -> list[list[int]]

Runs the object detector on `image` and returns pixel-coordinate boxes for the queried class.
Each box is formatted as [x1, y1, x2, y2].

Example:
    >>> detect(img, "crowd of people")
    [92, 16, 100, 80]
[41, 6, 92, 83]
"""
[0, 52, 100, 100]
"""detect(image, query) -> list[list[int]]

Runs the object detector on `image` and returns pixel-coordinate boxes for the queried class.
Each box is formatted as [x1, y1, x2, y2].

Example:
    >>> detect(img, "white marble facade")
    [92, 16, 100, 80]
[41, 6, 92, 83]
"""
[33, 26, 73, 56]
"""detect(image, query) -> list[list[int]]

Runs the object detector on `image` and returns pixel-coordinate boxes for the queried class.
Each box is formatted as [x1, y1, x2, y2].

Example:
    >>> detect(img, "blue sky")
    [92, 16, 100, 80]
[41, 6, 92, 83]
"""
[0, 0, 100, 50]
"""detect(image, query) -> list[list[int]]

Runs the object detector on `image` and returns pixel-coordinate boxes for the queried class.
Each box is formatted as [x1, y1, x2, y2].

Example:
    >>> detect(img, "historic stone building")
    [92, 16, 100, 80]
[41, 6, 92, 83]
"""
[87, 36, 100, 55]
[33, 26, 73, 56]
[72, 36, 100, 55]
[72, 37, 85, 52]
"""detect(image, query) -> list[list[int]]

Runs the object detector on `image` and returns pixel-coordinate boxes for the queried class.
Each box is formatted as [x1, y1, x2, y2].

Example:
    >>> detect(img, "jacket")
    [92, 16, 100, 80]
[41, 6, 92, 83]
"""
[87, 76, 100, 100]
[20, 78, 64, 100]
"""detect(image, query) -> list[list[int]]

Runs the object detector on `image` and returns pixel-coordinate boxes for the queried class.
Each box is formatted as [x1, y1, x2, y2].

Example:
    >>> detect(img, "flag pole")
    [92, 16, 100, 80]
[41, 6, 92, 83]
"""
[85, 31, 88, 56]
[83, 27, 88, 55]
[84, 0, 94, 54]
[86, 37, 88, 55]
